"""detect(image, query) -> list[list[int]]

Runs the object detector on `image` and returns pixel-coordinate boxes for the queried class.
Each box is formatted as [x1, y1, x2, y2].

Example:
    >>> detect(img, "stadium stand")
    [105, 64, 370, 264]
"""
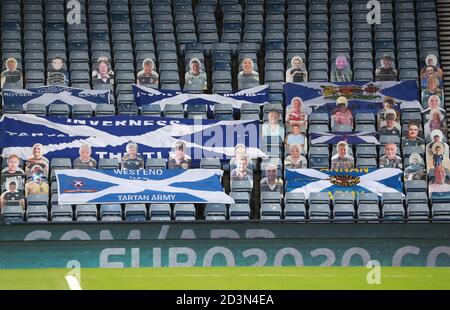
[0, 0, 449, 224]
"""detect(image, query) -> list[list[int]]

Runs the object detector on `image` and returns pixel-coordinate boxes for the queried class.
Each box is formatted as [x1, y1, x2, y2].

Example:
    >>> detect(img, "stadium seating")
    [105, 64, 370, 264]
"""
[0, 0, 445, 224]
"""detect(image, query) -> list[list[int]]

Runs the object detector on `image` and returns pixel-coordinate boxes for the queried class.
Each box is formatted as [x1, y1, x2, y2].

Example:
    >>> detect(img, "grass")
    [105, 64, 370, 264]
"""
[0, 267, 450, 290]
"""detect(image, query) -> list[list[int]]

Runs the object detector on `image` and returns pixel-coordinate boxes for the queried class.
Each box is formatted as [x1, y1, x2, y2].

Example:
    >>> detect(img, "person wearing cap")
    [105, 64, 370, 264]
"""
[121, 142, 144, 170]
[379, 143, 403, 169]
[47, 56, 69, 86]
[286, 56, 308, 83]
[379, 109, 401, 136]
[260, 164, 284, 194]
[421, 76, 443, 108]
[0, 180, 25, 210]
[168, 141, 192, 169]
[92, 57, 114, 86]
[331, 141, 354, 170]
[331, 96, 353, 127]
[375, 54, 397, 81]
[429, 165, 450, 194]
[185, 57, 207, 92]
[25, 143, 49, 179]
[238, 57, 260, 90]
[1, 155, 26, 192]
[421, 65, 442, 89]
[137, 58, 159, 88]
[421, 54, 444, 79]
[285, 97, 308, 131]
[405, 153, 425, 181]
[230, 155, 254, 186]
[402, 122, 425, 149]
[1, 57, 23, 89]
[377, 96, 400, 128]
[284, 144, 307, 169]
[425, 109, 446, 139]
[262, 110, 285, 139]
[73, 144, 97, 169]
[331, 55, 352, 82]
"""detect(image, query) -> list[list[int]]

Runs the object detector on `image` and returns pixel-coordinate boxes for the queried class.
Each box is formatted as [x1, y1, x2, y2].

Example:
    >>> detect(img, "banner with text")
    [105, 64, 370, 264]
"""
[56, 168, 234, 204]
[2, 86, 110, 110]
[0, 114, 264, 161]
[132, 84, 269, 117]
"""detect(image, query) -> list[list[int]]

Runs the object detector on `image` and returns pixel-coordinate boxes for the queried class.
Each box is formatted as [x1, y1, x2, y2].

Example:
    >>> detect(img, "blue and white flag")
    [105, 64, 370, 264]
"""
[56, 168, 234, 204]
[0, 114, 264, 161]
[284, 81, 421, 115]
[133, 84, 269, 117]
[286, 168, 404, 199]
[2, 86, 110, 110]
[309, 132, 380, 145]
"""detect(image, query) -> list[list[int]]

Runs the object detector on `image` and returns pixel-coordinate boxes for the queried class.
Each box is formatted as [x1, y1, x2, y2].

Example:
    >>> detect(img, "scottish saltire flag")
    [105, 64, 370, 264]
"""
[56, 169, 234, 204]
[310, 132, 380, 145]
[286, 168, 404, 199]
[132, 84, 269, 117]
[2, 86, 110, 110]
[0, 114, 264, 161]
[284, 81, 421, 115]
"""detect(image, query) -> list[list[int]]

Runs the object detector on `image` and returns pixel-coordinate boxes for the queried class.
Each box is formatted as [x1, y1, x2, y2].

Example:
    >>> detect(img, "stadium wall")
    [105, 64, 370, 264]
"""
[0, 223, 450, 269]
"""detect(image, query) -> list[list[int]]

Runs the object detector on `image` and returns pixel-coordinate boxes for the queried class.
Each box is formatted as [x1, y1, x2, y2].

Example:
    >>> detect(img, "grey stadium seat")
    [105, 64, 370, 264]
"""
[205, 203, 227, 221]
[100, 204, 123, 222]
[149, 204, 172, 221]
[51, 204, 73, 222]
[260, 203, 282, 221]
[125, 204, 147, 222]
[174, 204, 196, 221]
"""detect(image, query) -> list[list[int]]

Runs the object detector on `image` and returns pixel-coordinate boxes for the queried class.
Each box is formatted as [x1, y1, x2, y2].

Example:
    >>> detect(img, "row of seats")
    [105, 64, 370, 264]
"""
[3, 199, 450, 223]
[1, 0, 440, 96]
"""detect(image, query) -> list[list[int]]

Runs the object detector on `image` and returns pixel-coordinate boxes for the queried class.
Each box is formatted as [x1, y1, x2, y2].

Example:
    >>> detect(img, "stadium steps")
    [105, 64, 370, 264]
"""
[438, 0, 450, 138]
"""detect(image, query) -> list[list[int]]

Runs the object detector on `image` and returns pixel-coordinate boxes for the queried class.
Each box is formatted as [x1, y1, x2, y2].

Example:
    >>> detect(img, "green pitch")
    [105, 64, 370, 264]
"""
[1, 267, 450, 290]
